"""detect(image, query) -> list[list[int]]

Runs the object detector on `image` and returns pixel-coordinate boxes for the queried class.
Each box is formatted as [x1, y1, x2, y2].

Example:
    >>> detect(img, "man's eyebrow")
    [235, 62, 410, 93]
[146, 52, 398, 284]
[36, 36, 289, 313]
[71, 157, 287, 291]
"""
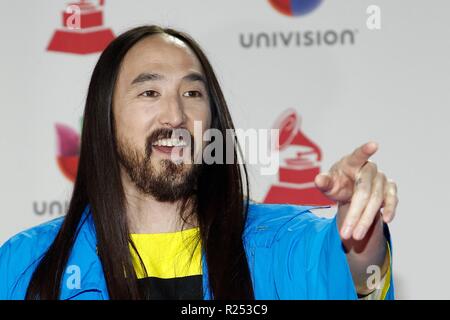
[131, 73, 164, 85]
[130, 72, 206, 86]
[183, 72, 206, 85]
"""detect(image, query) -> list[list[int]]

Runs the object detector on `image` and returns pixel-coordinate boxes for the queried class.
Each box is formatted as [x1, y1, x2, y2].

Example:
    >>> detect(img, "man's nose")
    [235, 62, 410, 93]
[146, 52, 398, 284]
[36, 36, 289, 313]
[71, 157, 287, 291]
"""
[158, 95, 186, 128]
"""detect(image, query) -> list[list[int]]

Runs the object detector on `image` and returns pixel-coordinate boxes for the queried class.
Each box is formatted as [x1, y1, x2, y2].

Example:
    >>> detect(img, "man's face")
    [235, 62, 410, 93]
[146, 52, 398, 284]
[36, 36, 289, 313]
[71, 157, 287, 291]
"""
[113, 34, 212, 201]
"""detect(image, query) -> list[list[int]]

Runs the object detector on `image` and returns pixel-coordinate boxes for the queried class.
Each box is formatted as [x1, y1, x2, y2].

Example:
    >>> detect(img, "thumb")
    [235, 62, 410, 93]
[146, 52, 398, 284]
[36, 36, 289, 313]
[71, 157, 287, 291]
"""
[315, 173, 333, 193]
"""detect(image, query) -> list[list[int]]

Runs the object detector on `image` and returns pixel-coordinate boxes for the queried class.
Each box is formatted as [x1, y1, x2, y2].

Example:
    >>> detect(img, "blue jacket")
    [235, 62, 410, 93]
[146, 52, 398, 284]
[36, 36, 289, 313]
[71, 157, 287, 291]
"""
[0, 203, 394, 300]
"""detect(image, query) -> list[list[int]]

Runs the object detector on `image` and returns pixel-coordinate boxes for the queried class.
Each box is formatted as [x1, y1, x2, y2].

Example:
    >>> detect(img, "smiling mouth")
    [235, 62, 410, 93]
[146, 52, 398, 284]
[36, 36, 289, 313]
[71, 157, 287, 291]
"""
[152, 138, 187, 155]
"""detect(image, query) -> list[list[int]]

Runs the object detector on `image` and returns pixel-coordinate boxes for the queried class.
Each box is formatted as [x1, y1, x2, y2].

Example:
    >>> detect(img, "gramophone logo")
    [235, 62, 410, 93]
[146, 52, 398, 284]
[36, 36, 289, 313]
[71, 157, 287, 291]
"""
[263, 109, 334, 206]
[55, 123, 80, 182]
[47, 0, 115, 54]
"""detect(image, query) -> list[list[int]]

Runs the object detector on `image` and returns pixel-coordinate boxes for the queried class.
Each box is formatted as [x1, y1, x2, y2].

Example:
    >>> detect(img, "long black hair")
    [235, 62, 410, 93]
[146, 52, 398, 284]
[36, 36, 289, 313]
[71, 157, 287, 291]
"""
[25, 25, 254, 300]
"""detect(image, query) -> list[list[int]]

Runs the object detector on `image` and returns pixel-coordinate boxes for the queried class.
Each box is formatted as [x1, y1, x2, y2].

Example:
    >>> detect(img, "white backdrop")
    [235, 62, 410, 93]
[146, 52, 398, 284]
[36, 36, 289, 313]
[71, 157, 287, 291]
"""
[1, 0, 449, 299]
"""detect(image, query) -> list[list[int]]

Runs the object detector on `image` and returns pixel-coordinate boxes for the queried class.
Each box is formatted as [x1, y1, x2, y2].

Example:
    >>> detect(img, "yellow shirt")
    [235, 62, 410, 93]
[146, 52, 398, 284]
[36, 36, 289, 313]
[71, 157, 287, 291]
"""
[130, 227, 202, 299]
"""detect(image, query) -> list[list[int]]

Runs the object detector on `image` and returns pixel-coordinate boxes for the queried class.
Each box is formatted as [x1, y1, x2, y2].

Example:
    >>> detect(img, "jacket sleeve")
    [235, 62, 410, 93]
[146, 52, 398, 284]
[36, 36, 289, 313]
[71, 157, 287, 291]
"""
[275, 211, 395, 299]
[0, 240, 12, 300]
[308, 213, 359, 299]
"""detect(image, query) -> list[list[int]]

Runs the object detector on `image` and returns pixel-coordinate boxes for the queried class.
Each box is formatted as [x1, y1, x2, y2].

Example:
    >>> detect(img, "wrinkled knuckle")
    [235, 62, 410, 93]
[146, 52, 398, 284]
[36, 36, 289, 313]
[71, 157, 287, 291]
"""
[360, 191, 371, 202]
[372, 190, 383, 201]
[388, 184, 398, 196]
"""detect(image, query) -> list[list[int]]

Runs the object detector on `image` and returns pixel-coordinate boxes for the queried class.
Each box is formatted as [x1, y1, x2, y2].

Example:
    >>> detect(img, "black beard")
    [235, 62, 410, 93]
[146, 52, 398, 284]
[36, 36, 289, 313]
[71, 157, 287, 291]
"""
[116, 129, 200, 202]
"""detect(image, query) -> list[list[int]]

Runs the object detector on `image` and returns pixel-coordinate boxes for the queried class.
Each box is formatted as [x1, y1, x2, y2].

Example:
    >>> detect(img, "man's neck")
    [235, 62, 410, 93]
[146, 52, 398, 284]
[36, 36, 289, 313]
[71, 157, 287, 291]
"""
[122, 173, 197, 234]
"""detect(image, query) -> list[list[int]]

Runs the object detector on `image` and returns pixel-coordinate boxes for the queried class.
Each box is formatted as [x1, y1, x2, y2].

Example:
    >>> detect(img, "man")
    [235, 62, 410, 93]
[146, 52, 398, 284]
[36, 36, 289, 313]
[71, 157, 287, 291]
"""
[0, 25, 398, 300]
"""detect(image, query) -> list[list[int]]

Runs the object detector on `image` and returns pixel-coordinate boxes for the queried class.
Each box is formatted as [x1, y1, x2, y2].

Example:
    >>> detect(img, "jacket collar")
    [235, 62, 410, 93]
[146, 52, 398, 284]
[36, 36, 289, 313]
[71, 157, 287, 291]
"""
[60, 205, 212, 300]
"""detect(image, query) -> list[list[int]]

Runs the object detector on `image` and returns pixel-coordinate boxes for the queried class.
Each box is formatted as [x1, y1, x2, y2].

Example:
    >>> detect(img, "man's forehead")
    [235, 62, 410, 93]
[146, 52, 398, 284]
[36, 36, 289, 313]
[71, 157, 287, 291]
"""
[121, 35, 203, 76]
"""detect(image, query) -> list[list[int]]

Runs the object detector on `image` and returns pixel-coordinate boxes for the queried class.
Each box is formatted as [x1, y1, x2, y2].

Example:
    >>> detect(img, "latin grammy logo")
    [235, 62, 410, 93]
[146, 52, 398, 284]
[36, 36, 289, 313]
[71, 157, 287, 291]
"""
[47, 0, 115, 54]
[263, 109, 335, 206]
[55, 123, 80, 182]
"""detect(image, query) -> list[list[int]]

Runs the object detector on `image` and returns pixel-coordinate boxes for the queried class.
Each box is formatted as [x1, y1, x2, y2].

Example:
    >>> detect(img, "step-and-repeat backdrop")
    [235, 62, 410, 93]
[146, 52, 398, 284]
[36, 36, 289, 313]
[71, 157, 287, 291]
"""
[1, 0, 449, 299]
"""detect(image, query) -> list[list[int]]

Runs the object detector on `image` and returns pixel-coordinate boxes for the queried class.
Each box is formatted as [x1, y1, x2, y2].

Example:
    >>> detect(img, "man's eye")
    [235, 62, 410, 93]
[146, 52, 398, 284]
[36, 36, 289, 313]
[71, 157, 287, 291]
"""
[183, 91, 202, 98]
[139, 90, 160, 98]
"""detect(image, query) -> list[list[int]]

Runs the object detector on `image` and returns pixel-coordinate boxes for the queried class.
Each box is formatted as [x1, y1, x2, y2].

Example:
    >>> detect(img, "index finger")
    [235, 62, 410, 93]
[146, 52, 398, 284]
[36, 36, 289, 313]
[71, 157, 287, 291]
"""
[344, 141, 379, 170]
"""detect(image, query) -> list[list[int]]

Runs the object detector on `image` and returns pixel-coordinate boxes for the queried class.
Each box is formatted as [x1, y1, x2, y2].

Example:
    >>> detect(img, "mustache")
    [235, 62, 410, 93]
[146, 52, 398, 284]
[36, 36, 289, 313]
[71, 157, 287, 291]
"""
[145, 128, 194, 157]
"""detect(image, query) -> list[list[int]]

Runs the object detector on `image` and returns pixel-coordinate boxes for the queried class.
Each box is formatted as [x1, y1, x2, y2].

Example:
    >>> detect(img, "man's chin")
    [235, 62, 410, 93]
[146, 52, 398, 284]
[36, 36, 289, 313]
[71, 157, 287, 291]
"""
[152, 157, 190, 170]
[146, 163, 190, 185]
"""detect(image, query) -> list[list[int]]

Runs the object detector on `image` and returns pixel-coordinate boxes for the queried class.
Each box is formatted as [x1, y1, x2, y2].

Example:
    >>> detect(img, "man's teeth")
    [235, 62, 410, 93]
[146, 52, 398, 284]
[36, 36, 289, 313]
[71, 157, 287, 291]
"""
[153, 138, 187, 147]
